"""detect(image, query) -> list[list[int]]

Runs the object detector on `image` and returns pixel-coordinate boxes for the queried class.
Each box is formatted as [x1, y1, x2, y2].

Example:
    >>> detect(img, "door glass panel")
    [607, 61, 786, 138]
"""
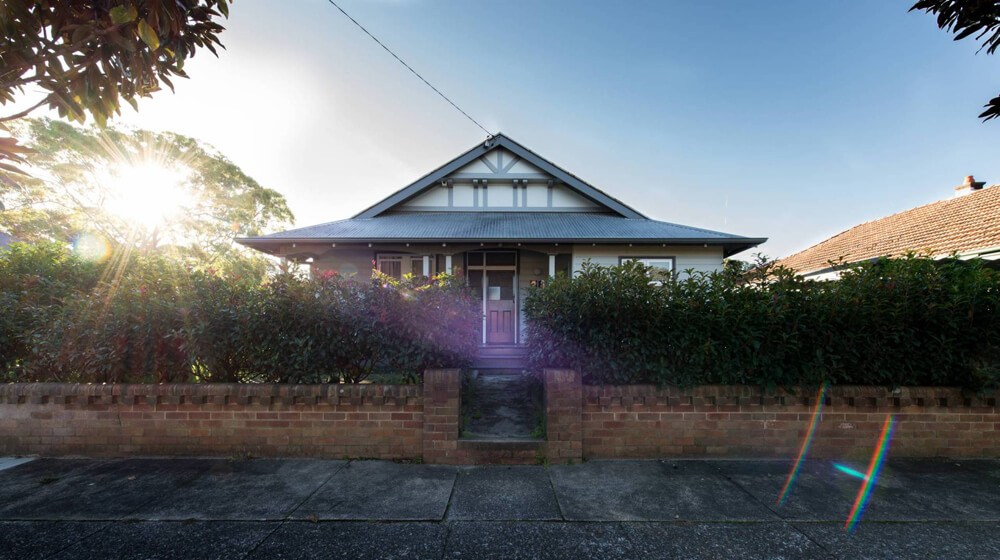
[467, 252, 483, 267]
[486, 252, 516, 267]
[487, 270, 515, 300]
[411, 257, 423, 277]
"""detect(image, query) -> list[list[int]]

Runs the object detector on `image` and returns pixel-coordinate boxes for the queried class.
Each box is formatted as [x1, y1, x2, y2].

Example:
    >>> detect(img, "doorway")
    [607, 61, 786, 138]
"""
[466, 251, 517, 345]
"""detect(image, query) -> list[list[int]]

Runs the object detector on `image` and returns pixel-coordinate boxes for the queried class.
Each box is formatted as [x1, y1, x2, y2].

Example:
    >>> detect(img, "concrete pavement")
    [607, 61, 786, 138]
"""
[0, 457, 997, 559]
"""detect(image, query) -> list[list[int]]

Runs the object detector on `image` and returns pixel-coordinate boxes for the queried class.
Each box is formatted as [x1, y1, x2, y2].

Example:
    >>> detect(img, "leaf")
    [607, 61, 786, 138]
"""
[137, 20, 160, 51]
[109, 5, 138, 25]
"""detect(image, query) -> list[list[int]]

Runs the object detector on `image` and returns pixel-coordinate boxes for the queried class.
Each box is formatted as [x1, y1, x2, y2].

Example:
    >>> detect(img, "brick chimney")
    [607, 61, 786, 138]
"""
[954, 175, 986, 197]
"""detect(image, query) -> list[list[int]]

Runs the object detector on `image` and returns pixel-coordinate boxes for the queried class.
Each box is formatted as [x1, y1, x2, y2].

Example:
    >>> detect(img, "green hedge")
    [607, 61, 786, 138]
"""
[1, 243, 480, 383]
[524, 257, 1000, 390]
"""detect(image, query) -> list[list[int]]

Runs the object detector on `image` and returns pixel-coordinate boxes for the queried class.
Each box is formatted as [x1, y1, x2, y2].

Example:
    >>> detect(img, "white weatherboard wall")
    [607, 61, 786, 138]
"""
[570, 244, 725, 276]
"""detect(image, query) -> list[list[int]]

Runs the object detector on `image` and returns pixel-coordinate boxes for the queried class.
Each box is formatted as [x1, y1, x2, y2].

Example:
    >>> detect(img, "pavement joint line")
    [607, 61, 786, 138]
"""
[545, 464, 567, 521]
[237, 459, 350, 560]
[440, 466, 461, 521]
[713, 467, 834, 555]
[35, 459, 216, 559]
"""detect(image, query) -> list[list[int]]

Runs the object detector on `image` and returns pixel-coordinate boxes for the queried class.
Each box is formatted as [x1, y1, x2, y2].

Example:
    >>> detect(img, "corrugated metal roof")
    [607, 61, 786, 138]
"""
[238, 212, 765, 255]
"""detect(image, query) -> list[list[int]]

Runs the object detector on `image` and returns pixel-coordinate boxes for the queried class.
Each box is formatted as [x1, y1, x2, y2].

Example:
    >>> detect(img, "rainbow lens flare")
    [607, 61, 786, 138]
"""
[776, 383, 828, 507]
[844, 414, 895, 533]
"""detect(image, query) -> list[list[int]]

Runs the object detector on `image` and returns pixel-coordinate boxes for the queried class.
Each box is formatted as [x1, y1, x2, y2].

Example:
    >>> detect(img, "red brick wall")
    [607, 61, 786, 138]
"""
[4, 373, 996, 462]
[0, 383, 423, 459]
[544, 369, 583, 463]
[421, 369, 461, 464]
[577, 382, 999, 459]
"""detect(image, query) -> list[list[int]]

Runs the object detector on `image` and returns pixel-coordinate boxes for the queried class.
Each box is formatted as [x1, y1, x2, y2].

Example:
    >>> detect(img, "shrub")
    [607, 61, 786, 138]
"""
[524, 257, 1000, 390]
[23, 255, 193, 383]
[0, 242, 100, 379]
[2, 244, 480, 383]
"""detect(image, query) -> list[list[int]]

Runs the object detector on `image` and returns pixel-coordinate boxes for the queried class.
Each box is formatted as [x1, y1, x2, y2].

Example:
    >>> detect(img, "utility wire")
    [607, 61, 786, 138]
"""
[326, 0, 494, 137]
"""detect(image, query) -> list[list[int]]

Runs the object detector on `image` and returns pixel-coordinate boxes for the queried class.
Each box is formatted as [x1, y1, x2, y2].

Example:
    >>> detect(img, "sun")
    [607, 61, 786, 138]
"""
[101, 162, 190, 228]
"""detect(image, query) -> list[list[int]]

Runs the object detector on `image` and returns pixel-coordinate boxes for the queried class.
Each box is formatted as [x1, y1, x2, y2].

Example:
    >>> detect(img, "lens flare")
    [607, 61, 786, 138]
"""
[73, 233, 112, 263]
[833, 463, 869, 481]
[776, 383, 828, 507]
[844, 414, 895, 533]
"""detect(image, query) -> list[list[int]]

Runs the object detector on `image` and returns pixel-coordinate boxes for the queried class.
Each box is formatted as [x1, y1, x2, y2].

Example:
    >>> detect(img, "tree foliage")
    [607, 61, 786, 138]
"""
[0, 118, 293, 276]
[0, 0, 231, 180]
[525, 257, 1000, 391]
[911, 0, 1000, 121]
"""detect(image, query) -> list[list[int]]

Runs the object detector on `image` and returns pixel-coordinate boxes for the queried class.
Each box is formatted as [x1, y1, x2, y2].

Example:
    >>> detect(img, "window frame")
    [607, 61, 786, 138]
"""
[618, 256, 676, 272]
[376, 253, 432, 279]
[619, 256, 676, 284]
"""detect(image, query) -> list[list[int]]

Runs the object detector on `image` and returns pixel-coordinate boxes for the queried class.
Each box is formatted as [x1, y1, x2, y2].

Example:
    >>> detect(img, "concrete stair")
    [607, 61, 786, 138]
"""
[471, 345, 529, 371]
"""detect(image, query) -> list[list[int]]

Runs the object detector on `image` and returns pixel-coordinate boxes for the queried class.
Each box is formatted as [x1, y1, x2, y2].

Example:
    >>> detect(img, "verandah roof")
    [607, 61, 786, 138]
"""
[237, 212, 765, 257]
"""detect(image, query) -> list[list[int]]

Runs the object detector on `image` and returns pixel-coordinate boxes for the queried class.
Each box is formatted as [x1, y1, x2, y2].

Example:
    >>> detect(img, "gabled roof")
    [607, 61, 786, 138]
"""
[353, 133, 646, 219]
[238, 132, 768, 257]
[777, 185, 1000, 274]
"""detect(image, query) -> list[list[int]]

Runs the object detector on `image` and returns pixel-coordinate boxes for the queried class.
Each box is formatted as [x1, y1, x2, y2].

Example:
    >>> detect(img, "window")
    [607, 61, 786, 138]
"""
[377, 254, 430, 279]
[619, 256, 675, 283]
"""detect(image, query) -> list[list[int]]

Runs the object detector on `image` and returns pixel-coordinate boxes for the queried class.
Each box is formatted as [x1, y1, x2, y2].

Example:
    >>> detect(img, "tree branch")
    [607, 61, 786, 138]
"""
[0, 97, 49, 122]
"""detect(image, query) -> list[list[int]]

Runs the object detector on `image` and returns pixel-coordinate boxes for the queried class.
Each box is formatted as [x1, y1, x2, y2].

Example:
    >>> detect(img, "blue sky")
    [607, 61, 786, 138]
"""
[93, 0, 1000, 260]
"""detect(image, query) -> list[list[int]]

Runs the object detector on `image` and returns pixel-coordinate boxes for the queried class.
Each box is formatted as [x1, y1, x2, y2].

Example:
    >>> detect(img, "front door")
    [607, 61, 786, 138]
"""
[467, 251, 517, 345]
[485, 269, 515, 344]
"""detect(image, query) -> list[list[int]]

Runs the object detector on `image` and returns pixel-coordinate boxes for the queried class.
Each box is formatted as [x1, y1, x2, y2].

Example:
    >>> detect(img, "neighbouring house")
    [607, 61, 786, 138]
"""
[238, 134, 765, 367]
[778, 176, 1000, 280]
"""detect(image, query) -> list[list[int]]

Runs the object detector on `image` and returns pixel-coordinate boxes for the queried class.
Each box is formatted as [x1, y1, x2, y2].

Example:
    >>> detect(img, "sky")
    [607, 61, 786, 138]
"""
[18, 0, 1000, 260]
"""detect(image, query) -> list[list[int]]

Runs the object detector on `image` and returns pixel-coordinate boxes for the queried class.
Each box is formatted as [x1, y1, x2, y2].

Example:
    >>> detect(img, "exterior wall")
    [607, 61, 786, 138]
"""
[312, 248, 441, 278]
[0, 383, 423, 459]
[571, 244, 725, 276]
[312, 248, 374, 278]
[517, 251, 550, 343]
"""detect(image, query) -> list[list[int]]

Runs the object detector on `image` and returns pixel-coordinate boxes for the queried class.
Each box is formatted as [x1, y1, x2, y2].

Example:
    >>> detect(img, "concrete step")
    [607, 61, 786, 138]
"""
[476, 345, 529, 357]
[472, 346, 529, 370]
[455, 439, 545, 465]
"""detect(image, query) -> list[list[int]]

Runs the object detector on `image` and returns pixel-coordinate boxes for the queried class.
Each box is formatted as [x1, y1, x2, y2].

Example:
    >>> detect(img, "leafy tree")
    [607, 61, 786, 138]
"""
[0, 118, 293, 276]
[911, 1, 1000, 121]
[0, 0, 231, 181]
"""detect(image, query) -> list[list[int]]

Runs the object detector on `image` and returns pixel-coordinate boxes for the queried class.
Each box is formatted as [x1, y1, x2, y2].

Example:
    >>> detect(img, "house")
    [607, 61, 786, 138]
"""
[0, 231, 18, 250]
[777, 176, 1000, 279]
[238, 134, 765, 365]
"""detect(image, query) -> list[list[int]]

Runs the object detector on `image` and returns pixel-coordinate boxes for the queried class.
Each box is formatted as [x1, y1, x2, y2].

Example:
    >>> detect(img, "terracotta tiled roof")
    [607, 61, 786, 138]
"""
[777, 185, 1000, 274]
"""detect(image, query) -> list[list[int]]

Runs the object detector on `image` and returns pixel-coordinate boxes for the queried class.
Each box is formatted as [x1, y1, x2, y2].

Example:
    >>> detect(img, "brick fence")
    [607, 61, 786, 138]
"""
[575, 378, 999, 461]
[0, 379, 430, 460]
[1, 369, 997, 463]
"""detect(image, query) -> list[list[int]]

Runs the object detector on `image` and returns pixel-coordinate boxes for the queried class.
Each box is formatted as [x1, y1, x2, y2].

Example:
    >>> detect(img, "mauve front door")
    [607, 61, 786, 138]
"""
[485, 269, 515, 344]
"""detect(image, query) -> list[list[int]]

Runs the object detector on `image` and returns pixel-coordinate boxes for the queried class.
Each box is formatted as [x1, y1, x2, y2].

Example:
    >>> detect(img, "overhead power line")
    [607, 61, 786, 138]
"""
[325, 0, 494, 137]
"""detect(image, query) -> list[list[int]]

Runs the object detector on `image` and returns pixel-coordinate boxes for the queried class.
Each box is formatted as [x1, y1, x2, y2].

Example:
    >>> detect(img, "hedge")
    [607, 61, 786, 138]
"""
[524, 257, 1000, 390]
[1, 243, 480, 383]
